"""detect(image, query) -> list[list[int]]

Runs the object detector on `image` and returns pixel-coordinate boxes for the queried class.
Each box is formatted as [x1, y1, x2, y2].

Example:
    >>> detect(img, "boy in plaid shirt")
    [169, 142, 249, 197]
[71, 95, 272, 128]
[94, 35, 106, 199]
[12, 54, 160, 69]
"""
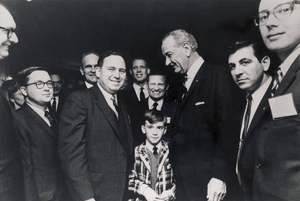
[128, 109, 176, 201]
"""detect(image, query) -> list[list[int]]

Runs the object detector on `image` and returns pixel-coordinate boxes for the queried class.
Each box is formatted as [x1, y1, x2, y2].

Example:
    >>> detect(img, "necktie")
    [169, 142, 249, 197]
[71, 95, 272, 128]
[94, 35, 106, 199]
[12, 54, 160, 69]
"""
[152, 102, 158, 110]
[111, 95, 119, 119]
[44, 111, 58, 132]
[271, 67, 283, 97]
[242, 94, 252, 141]
[153, 146, 158, 158]
[52, 97, 57, 111]
[140, 87, 145, 101]
[181, 85, 187, 101]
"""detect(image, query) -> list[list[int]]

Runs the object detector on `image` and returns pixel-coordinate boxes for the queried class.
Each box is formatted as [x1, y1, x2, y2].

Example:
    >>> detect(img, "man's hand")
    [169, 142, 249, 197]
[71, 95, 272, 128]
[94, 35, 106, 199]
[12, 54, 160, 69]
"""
[206, 178, 226, 201]
[84, 198, 96, 201]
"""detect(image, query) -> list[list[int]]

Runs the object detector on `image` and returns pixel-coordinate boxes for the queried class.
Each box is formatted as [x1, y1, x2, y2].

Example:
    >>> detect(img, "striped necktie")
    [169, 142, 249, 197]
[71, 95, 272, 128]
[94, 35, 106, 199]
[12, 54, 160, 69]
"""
[271, 67, 283, 97]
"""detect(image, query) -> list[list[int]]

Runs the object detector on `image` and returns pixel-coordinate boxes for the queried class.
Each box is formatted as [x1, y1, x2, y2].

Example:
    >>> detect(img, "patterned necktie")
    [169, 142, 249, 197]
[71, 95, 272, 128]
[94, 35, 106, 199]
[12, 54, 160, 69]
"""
[111, 95, 119, 119]
[242, 94, 252, 141]
[140, 87, 145, 101]
[44, 111, 58, 132]
[153, 146, 158, 158]
[271, 67, 283, 97]
[152, 102, 158, 110]
[52, 97, 57, 111]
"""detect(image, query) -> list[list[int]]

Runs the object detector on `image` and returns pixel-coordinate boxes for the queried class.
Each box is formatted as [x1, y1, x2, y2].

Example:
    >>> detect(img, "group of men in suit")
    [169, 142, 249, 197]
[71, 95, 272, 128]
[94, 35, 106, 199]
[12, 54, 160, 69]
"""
[1, 0, 300, 200]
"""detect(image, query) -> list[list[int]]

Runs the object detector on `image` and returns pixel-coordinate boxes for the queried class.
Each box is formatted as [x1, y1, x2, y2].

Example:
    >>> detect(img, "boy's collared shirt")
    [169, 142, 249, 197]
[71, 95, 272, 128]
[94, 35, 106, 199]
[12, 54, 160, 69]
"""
[145, 140, 162, 155]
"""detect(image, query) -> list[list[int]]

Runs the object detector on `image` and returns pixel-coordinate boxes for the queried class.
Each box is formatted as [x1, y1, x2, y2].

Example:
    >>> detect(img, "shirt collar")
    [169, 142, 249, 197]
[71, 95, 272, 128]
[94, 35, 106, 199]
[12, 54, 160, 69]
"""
[133, 82, 148, 91]
[251, 76, 272, 105]
[280, 45, 300, 77]
[146, 140, 162, 153]
[85, 81, 94, 89]
[148, 98, 164, 110]
[97, 83, 117, 104]
[185, 57, 204, 90]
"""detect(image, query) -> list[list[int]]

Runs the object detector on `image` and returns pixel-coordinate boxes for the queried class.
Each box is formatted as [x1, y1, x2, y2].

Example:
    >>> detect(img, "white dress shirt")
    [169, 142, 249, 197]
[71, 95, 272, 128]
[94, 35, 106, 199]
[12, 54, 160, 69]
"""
[280, 44, 300, 77]
[133, 83, 149, 101]
[148, 98, 163, 111]
[97, 83, 119, 118]
[185, 57, 204, 91]
[26, 101, 51, 126]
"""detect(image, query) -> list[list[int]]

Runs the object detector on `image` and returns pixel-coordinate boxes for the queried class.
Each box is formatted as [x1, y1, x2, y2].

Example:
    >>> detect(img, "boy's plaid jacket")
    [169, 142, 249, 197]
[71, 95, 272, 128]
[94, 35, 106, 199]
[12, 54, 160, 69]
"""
[128, 140, 175, 200]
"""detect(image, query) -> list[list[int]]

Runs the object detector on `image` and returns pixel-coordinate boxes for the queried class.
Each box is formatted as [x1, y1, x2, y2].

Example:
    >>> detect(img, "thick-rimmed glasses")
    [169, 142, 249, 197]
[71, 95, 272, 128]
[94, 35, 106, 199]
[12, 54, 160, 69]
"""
[25, 81, 54, 89]
[254, 1, 300, 26]
[0, 26, 18, 39]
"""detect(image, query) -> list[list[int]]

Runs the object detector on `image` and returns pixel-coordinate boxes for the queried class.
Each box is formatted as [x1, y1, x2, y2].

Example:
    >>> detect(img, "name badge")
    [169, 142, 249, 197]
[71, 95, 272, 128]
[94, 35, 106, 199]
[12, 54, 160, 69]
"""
[268, 93, 298, 119]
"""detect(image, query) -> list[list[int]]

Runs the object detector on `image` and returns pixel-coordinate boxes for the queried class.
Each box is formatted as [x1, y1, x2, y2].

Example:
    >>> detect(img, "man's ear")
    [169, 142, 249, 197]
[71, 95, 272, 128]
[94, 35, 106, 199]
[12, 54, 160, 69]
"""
[141, 125, 146, 134]
[129, 69, 133, 76]
[163, 126, 167, 135]
[182, 42, 192, 58]
[261, 56, 271, 72]
[146, 67, 150, 75]
[166, 84, 169, 91]
[79, 67, 84, 76]
[20, 86, 27, 97]
[9, 97, 15, 103]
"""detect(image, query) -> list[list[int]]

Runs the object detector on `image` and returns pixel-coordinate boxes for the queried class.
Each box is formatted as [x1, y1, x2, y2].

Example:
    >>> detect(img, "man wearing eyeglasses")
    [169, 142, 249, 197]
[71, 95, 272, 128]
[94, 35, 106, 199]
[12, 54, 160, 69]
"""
[15, 67, 68, 201]
[0, 4, 23, 201]
[252, 0, 300, 200]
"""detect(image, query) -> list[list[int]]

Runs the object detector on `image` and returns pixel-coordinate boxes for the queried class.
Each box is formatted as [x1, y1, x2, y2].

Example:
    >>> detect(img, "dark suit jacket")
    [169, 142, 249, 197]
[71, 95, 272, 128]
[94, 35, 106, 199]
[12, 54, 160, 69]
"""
[14, 103, 65, 201]
[131, 98, 177, 147]
[170, 62, 243, 200]
[253, 55, 300, 201]
[0, 89, 23, 201]
[237, 82, 272, 201]
[59, 85, 133, 201]
[119, 84, 141, 110]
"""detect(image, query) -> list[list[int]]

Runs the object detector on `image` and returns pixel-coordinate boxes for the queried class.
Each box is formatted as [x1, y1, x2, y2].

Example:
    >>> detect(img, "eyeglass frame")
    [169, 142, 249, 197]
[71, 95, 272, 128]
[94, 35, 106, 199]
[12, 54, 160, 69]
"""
[0, 26, 18, 39]
[24, 81, 54, 89]
[254, 1, 300, 26]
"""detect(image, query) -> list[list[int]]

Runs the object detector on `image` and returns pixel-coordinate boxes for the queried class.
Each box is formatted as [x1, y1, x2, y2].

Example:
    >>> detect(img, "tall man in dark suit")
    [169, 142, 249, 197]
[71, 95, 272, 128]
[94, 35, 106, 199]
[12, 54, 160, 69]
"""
[131, 72, 176, 146]
[76, 52, 100, 90]
[15, 66, 67, 201]
[59, 51, 133, 201]
[228, 41, 272, 201]
[0, 4, 24, 201]
[161, 29, 242, 201]
[251, 0, 300, 200]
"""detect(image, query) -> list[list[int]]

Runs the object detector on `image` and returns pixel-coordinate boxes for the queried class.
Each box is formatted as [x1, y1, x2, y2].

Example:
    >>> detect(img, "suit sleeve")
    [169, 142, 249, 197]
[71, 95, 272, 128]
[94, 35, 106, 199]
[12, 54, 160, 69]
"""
[211, 65, 244, 182]
[14, 116, 39, 201]
[58, 92, 94, 201]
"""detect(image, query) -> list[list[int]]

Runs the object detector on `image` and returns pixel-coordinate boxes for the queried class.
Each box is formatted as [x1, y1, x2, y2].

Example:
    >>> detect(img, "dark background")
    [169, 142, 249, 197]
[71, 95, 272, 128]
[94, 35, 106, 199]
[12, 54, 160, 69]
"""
[1, 0, 263, 80]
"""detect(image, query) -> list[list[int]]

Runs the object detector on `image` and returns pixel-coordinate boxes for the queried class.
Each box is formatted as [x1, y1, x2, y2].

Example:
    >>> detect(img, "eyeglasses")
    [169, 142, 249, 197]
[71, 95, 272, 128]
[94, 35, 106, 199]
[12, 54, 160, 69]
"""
[0, 26, 18, 39]
[254, 1, 300, 26]
[25, 81, 54, 89]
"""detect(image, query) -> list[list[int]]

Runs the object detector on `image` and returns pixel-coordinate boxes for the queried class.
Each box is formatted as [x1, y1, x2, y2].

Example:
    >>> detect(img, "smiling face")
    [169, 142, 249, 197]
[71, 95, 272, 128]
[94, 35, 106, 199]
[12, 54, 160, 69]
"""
[96, 55, 126, 95]
[20, 70, 53, 108]
[228, 46, 270, 93]
[161, 36, 189, 74]
[259, 0, 300, 59]
[130, 59, 150, 84]
[0, 5, 19, 60]
[148, 75, 168, 101]
[80, 53, 100, 84]
[142, 120, 166, 146]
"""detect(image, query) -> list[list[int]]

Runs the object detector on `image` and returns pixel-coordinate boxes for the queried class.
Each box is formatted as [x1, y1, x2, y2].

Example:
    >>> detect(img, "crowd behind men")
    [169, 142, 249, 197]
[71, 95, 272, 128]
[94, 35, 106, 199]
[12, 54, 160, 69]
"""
[1, 0, 300, 200]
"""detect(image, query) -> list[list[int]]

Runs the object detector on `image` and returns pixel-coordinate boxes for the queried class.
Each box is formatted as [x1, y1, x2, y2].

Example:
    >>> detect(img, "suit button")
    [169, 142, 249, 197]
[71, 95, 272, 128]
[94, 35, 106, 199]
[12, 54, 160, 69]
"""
[256, 163, 261, 169]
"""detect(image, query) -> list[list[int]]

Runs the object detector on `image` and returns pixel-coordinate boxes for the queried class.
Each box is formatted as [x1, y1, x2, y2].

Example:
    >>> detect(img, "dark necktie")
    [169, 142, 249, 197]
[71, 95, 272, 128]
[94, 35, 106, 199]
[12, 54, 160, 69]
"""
[242, 94, 252, 141]
[111, 95, 119, 119]
[271, 67, 283, 97]
[140, 87, 145, 101]
[152, 102, 158, 110]
[153, 146, 158, 158]
[52, 97, 57, 111]
[44, 111, 58, 132]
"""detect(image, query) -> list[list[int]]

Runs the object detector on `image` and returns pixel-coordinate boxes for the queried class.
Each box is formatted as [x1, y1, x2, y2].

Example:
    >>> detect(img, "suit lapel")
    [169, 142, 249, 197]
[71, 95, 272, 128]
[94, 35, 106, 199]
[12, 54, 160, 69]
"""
[138, 144, 151, 172]
[92, 86, 123, 143]
[22, 104, 57, 139]
[274, 55, 300, 97]
[246, 82, 273, 136]
[180, 62, 208, 107]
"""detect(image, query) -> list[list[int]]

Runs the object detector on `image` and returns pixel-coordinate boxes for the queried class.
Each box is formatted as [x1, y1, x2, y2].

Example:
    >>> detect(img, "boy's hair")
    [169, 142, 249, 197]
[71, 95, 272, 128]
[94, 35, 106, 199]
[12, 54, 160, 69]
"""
[142, 109, 167, 126]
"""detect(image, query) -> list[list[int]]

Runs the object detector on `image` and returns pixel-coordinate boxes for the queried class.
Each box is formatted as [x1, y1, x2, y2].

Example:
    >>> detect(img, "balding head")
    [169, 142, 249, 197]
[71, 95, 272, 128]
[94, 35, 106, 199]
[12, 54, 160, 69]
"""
[0, 4, 18, 60]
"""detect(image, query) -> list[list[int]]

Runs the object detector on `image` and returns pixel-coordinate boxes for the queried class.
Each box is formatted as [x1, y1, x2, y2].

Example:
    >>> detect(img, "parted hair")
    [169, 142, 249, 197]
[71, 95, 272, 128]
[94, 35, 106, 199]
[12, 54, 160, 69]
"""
[16, 66, 48, 86]
[162, 29, 198, 51]
[142, 109, 167, 126]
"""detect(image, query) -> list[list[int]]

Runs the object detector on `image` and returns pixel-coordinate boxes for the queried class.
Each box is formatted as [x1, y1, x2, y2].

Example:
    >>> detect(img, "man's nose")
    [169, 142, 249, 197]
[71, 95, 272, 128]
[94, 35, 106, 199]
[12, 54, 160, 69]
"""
[165, 57, 171, 66]
[9, 32, 18, 44]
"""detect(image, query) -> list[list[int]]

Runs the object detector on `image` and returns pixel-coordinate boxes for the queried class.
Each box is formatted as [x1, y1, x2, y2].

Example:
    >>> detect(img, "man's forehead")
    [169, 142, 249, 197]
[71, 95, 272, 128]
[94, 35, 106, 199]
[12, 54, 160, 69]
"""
[103, 55, 126, 68]
[259, 0, 286, 11]
[149, 75, 165, 82]
[82, 54, 99, 64]
[162, 36, 176, 52]
[0, 5, 16, 28]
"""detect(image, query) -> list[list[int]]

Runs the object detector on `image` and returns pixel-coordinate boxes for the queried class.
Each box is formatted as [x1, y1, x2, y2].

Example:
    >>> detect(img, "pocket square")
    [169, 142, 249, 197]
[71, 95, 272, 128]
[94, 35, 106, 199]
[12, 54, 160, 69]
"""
[195, 101, 205, 106]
